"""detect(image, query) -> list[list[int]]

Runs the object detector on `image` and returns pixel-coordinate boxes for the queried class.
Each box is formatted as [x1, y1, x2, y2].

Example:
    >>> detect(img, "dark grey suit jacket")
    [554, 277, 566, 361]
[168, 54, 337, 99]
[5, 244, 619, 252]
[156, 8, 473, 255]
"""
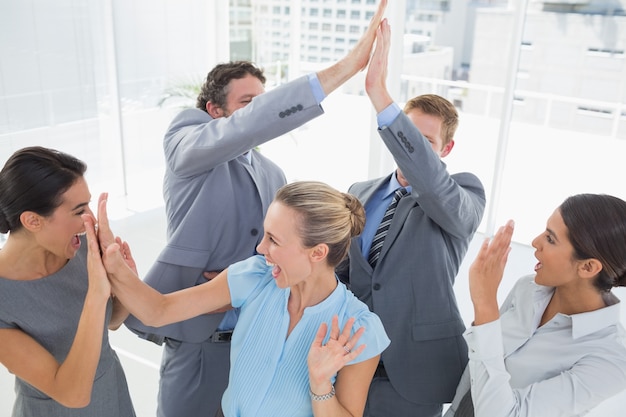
[125, 76, 325, 342]
[337, 111, 486, 404]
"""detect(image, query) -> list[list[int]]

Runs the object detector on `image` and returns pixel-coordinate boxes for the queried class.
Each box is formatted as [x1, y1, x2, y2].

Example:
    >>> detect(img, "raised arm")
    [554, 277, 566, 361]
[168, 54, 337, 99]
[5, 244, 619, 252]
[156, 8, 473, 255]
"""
[0, 215, 110, 408]
[94, 197, 232, 327]
[317, 0, 387, 96]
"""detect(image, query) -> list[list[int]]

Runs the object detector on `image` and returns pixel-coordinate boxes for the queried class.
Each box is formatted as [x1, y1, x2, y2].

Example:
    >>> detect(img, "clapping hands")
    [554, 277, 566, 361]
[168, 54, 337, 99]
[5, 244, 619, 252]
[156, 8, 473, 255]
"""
[469, 220, 514, 325]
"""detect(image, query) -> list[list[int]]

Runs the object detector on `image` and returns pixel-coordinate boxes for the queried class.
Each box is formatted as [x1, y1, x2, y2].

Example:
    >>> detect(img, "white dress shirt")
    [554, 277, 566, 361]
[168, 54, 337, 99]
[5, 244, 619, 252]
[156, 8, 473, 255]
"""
[446, 275, 626, 417]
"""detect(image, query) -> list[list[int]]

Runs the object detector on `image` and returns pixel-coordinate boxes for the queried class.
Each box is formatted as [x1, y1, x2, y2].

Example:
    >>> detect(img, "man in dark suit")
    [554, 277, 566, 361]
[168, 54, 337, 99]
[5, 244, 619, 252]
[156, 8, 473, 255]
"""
[336, 19, 486, 417]
[123, 2, 388, 416]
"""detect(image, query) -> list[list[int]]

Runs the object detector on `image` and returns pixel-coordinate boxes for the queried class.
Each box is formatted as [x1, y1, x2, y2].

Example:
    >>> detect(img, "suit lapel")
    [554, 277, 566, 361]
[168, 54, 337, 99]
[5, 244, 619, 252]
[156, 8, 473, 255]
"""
[245, 151, 273, 212]
[358, 175, 393, 206]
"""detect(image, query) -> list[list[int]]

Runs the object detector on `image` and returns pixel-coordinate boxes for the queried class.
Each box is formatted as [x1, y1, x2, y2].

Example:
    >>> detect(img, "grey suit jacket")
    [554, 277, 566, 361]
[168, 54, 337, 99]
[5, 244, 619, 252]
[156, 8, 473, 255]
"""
[337, 111, 486, 404]
[125, 76, 325, 342]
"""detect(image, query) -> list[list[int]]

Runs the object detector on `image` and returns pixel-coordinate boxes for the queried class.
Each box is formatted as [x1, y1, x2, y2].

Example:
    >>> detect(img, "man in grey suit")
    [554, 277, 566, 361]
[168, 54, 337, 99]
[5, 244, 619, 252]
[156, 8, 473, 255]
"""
[336, 20, 486, 417]
[123, 2, 388, 416]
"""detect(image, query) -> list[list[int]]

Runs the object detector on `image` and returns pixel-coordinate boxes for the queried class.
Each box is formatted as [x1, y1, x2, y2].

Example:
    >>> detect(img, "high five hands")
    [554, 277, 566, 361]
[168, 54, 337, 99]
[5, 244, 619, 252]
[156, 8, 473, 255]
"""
[83, 193, 139, 283]
[365, 16, 392, 112]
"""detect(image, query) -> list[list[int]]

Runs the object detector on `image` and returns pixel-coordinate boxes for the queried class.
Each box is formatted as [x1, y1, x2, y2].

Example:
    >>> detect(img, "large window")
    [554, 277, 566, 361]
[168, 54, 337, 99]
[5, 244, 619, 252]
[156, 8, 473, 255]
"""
[0, 0, 224, 216]
[1, 1, 625, 415]
[1, 0, 625, 244]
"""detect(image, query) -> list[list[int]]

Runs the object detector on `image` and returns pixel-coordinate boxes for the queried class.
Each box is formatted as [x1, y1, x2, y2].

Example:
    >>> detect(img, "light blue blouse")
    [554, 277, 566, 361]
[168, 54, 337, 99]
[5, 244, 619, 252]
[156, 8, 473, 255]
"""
[221, 255, 390, 417]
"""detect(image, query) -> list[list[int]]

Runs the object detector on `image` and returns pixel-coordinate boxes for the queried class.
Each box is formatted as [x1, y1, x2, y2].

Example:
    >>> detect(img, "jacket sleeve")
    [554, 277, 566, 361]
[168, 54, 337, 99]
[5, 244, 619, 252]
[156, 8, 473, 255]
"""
[378, 112, 486, 239]
[164, 76, 324, 178]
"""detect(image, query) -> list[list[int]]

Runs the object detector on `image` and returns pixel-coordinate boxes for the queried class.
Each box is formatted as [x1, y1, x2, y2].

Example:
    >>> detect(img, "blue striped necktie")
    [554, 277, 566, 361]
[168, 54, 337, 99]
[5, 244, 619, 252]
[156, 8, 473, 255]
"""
[368, 187, 408, 268]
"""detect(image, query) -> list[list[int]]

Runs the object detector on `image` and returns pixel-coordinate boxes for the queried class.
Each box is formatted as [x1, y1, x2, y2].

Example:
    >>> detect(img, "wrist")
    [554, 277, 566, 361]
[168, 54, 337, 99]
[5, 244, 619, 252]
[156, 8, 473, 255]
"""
[366, 89, 393, 113]
[309, 385, 335, 401]
[473, 303, 500, 326]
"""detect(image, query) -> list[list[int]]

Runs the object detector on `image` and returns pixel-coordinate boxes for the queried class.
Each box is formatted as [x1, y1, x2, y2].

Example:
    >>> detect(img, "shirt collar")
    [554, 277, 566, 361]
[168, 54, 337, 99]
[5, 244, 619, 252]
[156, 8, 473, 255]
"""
[383, 172, 412, 199]
[570, 293, 621, 339]
[532, 281, 622, 339]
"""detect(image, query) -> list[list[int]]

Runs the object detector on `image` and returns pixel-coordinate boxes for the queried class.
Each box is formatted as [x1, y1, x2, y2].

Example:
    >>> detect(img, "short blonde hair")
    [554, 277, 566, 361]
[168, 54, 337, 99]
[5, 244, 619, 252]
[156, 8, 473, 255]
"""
[274, 181, 365, 267]
[403, 94, 458, 146]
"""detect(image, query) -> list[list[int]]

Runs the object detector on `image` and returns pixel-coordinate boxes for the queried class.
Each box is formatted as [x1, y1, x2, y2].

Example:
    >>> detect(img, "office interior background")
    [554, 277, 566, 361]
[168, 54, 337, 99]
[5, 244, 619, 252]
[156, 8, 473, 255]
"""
[1, 0, 626, 415]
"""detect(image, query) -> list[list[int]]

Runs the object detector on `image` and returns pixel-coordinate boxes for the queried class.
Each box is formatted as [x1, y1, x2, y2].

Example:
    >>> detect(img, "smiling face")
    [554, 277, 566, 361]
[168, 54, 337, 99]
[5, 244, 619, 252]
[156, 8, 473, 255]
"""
[256, 201, 317, 289]
[531, 208, 581, 288]
[35, 176, 93, 260]
[208, 73, 265, 118]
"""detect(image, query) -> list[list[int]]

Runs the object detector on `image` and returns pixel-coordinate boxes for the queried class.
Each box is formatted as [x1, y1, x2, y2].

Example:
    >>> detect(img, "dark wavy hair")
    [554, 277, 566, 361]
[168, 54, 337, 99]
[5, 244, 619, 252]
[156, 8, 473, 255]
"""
[196, 61, 266, 112]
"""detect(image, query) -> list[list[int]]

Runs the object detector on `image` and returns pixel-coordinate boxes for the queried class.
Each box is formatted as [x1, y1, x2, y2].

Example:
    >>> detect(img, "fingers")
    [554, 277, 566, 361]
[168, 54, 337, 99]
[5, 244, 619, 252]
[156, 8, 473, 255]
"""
[343, 325, 365, 354]
[329, 315, 341, 340]
[101, 240, 127, 274]
[380, 18, 390, 49]
[363, 0, 387, 37]
[370, 22, 387, 65]
[469, 220, 515, 296]
[476, 220, 515, 258]
[494, 219, 514, 242]
[116, 238, 138, 274]
[116, 238, 133, 259]
[320, 316, 366, 354]
[96, 193, 115, 249]
[497, 221, 514, 264]
[489, 220, 514, 262]
[355, 0, 388, 65]
[473, 237, 491, 263]
[83, 214, 99, 255]
[312, 322, 329, 348]
[83, 213, 112, 297]
[500, 219, 515, 243]
[98, 194, 110, 232]
[203, 271, 220, 281]
[339, 317, 356, 342]
[344, 340, 367, 362]
[338, 318, 365, 359]
[368, 20, 389, 74]
[97, 193, 108, 227]
[371, 0, 387, 30]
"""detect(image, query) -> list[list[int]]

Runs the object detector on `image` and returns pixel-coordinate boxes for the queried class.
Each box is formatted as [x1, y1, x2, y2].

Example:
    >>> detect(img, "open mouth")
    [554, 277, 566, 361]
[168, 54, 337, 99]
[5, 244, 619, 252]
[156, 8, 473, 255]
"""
[72, 233, 84, 250]
[265, 259, 281, 278]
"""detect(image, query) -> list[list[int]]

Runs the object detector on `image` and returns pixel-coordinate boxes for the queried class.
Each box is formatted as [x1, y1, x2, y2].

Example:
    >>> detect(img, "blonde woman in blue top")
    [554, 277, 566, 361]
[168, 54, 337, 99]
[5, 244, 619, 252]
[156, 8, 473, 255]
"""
[94, 181, 390, 417]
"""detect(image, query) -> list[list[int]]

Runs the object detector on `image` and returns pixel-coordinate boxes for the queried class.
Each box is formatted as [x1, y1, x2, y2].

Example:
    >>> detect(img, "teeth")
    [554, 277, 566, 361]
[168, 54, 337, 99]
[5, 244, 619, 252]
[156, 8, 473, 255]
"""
[265, 260, 275, 267]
